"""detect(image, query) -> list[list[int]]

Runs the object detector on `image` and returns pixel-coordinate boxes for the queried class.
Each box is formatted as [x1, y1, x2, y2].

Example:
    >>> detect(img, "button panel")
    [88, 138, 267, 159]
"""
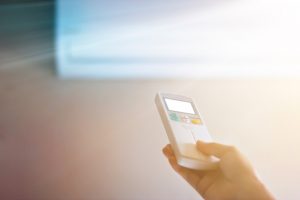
[169, 112, 202, 125]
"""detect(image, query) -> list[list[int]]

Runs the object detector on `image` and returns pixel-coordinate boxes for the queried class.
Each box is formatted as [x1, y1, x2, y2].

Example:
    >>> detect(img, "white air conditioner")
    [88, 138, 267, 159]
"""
[56, 0, 300, 78]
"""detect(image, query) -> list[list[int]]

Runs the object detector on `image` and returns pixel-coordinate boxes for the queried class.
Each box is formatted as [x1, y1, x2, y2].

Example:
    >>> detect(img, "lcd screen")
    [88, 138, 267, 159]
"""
[165, 98, 195, 114]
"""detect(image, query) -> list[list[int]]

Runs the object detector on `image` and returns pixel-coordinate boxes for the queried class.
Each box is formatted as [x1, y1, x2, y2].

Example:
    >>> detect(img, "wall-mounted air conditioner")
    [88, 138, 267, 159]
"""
[56, 0, 300, 78]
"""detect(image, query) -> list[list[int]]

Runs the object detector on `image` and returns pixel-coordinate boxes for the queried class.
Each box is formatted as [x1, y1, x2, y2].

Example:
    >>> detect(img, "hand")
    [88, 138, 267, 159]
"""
[162, 141, 275, 200]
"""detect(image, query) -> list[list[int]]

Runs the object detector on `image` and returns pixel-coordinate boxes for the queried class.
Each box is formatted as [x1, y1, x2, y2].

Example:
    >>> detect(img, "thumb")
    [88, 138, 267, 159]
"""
[196, 140, 233, 158]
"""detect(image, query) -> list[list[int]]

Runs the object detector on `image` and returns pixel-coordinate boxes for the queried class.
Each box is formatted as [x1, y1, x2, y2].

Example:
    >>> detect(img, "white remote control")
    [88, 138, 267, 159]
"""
[155, 92, 218, 170]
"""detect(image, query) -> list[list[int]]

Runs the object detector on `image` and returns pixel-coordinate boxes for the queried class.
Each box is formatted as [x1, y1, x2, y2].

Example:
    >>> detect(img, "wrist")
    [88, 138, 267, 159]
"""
[238, 175, 275, 200]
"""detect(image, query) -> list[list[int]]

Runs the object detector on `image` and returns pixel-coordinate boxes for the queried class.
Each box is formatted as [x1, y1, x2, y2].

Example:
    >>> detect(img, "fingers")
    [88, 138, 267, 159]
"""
[162, 144, 174, 158]
[163, 144, 183, 172]
[197, 140, 235, 158]
[168, 154, 184, 173]
[163, 145, 182, 172]
[162, 144, 206, 190]
[196, 171, 220, 196]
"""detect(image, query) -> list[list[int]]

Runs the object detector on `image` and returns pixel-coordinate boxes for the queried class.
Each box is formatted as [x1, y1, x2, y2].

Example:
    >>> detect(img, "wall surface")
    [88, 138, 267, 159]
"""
[1, 61, 300, 199]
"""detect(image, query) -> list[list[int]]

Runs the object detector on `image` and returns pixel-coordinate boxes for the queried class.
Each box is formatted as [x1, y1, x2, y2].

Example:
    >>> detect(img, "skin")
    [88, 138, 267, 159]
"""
[162, 141, 275, 200]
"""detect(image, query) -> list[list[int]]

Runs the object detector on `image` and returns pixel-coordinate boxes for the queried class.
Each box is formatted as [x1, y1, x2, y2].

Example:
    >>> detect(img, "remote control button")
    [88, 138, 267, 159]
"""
[180, 115, 189, 123]
[169, 113, 179, 121]
[191, 119, 202, 125]
[183, 118, 191, 123]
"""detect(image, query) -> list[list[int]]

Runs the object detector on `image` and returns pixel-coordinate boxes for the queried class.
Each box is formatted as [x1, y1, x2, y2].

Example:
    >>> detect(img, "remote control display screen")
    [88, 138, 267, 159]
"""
[165, 98, 195, 114]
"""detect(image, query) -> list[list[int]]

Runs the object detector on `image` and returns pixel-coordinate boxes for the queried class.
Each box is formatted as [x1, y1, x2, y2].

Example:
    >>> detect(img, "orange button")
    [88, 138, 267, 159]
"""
[191, 119, 202, 125]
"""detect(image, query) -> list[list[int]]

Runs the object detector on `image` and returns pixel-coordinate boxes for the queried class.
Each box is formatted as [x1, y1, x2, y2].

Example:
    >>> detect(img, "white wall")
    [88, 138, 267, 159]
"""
[1, 64, 300, 199]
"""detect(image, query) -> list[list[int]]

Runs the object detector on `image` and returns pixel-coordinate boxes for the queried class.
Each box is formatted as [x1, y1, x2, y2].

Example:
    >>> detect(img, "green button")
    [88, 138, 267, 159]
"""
[169, 113, 179, 121]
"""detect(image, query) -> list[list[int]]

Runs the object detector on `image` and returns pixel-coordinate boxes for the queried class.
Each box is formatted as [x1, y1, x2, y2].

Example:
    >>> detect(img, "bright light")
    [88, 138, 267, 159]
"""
[56, 0, 300, 78]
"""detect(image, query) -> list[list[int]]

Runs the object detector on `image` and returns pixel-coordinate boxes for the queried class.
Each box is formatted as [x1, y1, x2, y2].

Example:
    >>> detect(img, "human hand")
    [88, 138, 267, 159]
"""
[163, 141, 275, 200]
